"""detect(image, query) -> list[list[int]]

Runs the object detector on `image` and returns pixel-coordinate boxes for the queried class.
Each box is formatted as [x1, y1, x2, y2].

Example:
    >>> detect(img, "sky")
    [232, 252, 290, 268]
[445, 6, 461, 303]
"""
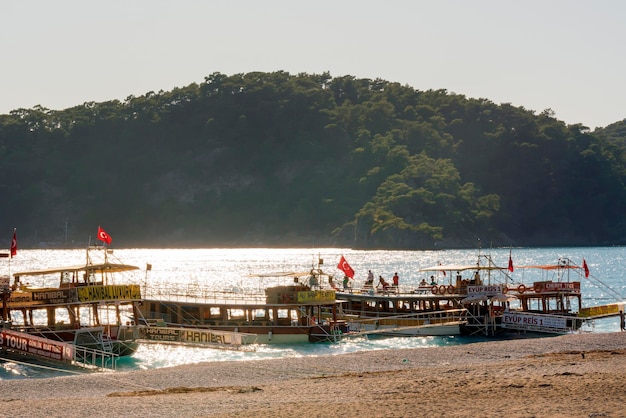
[2, 1, 625, 129]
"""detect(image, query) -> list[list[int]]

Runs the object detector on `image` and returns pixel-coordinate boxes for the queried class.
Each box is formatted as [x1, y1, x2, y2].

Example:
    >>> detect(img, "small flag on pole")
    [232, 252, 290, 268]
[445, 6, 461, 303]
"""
[582, 258, 590, 278]
[10, 228, 17, 258]
[97, 226, 112, 245]
[508, 249, 514, 272]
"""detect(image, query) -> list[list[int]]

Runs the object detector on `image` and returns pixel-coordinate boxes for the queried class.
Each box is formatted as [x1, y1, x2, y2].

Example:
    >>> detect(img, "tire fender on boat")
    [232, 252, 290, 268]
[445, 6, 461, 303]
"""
[447, 285, 455, 294]
[502, 286, 509, 294]
[517, 284, 526, 294]
[431, 285, 439, 294]
[439, 285, 447, 295]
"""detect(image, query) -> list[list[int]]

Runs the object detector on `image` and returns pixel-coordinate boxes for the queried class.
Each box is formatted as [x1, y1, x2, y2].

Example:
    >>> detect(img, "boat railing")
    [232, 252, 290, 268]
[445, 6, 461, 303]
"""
[340, 308, 467, 326]
[72, 344, 119, 371]
[143, 282, 267, 304]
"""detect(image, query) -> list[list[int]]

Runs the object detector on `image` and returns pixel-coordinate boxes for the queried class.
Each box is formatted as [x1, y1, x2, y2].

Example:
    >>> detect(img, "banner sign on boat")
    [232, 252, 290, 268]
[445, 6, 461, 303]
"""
[139, 326, 247, 346]
[501, 312, 567, 330]
[76, 284, 141, 302]
[31, 288, 76, 304]
[297, 290, 335, 303]
[0, 329, 74, 361]
[467, 285, 504, 296]
[8, 289, 78, 307]
[532, 281, 580, 294]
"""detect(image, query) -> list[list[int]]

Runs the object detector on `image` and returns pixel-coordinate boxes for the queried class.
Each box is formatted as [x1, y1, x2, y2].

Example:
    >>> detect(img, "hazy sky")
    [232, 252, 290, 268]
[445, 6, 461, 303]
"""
[2, 1, 624, 129]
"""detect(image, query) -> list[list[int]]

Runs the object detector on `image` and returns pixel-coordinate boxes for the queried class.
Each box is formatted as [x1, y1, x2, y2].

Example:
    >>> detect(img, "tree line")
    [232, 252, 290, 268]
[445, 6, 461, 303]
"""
[1, 71, 625, 249]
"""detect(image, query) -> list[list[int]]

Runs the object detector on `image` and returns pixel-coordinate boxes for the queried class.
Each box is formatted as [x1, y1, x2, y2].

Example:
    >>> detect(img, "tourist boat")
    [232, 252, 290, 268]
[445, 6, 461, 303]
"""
[420, 255, 590, 336]
[311, 263, 467, 337]
[139, 273, 350, 344]
[1, 244, 143, 362]
[495, 258, 587, 335]
[332, 289, 466, 337]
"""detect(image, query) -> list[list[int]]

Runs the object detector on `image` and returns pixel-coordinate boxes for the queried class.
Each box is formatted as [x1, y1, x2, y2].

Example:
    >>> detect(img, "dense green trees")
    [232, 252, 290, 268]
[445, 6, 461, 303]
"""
[1, 72, 625, 249]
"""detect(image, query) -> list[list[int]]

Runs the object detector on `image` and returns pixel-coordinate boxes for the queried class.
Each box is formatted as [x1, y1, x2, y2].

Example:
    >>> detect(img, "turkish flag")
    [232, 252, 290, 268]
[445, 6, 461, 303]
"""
[582, 258, 590, 278]
[97, 226, 112, 245]
[337, 255, 355, 279]
[10, 229, 17, 257]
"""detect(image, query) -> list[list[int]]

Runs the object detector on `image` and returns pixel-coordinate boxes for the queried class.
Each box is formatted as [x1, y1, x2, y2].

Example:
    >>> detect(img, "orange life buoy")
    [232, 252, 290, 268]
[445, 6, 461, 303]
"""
[439, 285, 447, 295]
[431, 285, 439, 294]
[447, 285, 455, 294]
[517, 284, 526, 294]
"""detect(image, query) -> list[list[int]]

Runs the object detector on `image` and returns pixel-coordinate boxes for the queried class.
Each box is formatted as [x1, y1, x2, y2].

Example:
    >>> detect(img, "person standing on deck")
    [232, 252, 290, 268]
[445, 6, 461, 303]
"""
[342, 275, 350, 290]
[391, 272, 399, 293]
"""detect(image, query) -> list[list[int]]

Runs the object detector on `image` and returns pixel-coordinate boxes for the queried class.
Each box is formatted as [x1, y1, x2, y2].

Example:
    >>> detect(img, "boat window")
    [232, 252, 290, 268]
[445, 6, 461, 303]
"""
[253, 309, 268, 320]
[228, 308, 246, 321]
[61, 271, 71, 285]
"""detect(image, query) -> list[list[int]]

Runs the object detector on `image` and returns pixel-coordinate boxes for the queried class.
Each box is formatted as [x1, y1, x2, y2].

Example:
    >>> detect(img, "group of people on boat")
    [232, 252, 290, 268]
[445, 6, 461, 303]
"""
[359, 270, 399, 293]
[419, 276, 438, 287]
[326, 275, 352, 291]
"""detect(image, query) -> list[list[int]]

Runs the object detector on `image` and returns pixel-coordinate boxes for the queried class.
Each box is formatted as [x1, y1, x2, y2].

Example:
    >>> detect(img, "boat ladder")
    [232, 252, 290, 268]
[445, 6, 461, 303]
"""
[101, 334, 114, 352]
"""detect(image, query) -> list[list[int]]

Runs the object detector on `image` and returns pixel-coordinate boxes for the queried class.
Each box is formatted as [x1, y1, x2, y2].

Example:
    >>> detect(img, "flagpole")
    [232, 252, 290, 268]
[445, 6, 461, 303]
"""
[8, 228, 17, 279]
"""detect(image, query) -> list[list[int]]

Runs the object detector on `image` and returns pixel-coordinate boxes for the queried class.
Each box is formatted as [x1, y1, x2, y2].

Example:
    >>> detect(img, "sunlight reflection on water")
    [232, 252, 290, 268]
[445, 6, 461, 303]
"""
[2, 246, 625, 379]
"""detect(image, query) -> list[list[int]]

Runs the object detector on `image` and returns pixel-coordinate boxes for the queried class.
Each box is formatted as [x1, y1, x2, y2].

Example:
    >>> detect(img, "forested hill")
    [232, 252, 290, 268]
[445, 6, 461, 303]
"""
[2, 71, 626, 249]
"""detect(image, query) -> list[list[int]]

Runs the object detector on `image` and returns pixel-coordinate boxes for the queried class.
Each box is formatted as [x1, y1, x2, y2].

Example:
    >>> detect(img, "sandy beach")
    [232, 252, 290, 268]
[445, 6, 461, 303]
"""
[1, 332, 625, 418]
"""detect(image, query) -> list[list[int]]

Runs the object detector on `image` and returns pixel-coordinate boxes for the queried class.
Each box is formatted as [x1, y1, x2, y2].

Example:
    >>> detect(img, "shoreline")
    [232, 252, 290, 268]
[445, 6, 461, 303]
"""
[1, 332, 625, 417]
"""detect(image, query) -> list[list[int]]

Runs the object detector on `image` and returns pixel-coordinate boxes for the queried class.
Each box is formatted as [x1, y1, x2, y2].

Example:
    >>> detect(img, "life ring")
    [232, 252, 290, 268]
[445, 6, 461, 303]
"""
[431, 285, 439, 294]
[439, 285, 447, 295]
[502, 286, 508, 294]
[447, 285, 455, 294]
[517, 284, 526, 294]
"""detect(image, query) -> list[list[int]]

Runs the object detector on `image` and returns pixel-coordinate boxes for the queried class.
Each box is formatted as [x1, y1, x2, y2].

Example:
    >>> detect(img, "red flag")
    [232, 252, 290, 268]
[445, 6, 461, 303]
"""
[10, 229, 17, 258]
[97, 226, 112, 245]
[337, 255, 355, 279]
[508, 250, 514, 272]
[582, 258, 590, 278]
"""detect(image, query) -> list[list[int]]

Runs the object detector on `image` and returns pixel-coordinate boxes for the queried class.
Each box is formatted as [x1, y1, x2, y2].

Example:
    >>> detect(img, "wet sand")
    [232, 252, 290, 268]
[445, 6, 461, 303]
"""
[1, 332, 625, 417]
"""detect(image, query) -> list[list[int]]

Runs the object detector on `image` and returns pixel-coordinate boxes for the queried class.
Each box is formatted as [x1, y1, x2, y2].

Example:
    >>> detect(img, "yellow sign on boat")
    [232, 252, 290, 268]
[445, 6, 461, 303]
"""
[76, 284, 141, 302]
[297, 289, 335, 303]
[578, 303, 619, 318]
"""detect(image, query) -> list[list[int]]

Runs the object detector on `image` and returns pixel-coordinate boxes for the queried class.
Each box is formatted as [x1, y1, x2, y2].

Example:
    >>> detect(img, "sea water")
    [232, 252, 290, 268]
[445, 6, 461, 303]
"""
[2, 246, 625, 379]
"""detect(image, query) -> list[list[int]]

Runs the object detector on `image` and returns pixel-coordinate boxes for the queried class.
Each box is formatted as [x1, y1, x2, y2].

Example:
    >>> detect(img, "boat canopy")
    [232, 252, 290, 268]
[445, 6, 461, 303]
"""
[247, 269, 327, 278]
[419, 264, 506, 272]
[516, 264, 581, 270]
[461, 295, 489, 303]
[13, 262, 140, 277]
